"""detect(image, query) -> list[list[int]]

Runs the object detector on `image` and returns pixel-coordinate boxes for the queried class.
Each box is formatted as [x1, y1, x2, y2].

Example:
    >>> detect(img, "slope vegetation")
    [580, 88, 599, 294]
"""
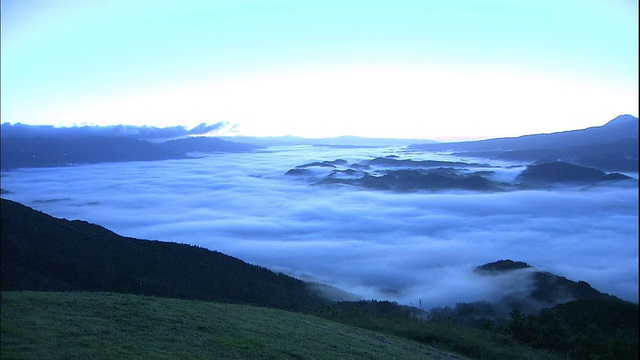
[1, 291, 467, 360]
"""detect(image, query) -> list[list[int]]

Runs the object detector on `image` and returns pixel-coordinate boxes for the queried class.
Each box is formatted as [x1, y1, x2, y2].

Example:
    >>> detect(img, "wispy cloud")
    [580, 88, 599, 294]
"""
[1, 146, 637, 308]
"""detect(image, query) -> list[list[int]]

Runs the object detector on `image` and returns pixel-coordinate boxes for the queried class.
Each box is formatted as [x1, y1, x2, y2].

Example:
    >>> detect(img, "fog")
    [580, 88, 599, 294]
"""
[1, 146, 637, 308]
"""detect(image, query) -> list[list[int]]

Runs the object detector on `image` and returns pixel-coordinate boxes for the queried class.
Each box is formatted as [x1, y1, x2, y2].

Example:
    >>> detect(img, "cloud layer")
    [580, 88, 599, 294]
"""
[1, 146, 637, 308]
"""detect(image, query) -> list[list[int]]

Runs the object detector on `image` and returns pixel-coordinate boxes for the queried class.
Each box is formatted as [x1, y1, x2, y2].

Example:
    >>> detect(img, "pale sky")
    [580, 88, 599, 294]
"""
[1, 0, 638, 140]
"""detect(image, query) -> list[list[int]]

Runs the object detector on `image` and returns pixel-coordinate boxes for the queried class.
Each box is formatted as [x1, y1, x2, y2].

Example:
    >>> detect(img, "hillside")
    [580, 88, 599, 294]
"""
[408, 115, 639, 172]
[0, 199, 325, 310]
[2, 199, 636, 359]
[1, 291, 467, 360]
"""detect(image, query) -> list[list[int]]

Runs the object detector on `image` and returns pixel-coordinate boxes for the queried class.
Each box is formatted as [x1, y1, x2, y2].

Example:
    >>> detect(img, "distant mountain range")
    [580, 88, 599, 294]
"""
[160, 136, 260, 154]
[221, 135, 429, 147]
[282, 114, 638, 191]
[408, 114, 639, 172]
[1, 115, 637, 171]
[0, 135, 261, 170]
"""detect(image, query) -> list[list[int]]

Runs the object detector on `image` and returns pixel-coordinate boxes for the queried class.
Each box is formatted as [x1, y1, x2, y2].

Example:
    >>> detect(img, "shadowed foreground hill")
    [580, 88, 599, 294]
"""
[0, 291, 468, 360]
[0, 199, 325, 310]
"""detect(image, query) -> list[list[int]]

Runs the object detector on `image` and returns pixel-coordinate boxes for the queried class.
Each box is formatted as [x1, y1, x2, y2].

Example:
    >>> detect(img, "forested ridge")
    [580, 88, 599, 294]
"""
[1, 198, 325, 310]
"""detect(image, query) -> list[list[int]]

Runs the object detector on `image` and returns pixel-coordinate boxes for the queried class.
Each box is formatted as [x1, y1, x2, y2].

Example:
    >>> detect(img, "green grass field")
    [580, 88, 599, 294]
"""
[1, 291, 468, 360]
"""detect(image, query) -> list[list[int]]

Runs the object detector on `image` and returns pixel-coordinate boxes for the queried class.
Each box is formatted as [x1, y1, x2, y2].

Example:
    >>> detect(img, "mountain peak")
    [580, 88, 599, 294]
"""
[474, 259, 532, 273]
[604, 114, 638, 127]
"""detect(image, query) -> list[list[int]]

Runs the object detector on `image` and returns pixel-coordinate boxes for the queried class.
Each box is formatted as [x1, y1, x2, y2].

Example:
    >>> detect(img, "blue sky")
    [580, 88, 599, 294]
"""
[1, 0, 638, 140]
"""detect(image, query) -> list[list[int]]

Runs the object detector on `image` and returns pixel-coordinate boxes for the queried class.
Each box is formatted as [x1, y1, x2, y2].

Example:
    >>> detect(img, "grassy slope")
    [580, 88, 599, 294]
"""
[1, 291, 468, 360]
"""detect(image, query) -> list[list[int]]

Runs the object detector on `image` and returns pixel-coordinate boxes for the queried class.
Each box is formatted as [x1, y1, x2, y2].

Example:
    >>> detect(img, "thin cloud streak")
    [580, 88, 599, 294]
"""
[1, 146, 637, 308]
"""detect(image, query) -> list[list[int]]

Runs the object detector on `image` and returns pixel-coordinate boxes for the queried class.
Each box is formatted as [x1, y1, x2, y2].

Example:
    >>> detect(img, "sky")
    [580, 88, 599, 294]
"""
[1, 146, 637, 307]
[1, 0, 638, 140]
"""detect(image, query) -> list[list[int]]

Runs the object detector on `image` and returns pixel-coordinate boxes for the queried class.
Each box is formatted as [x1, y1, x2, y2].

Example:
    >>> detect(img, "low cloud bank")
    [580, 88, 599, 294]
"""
[1, 146, 637, 309]
[0, 122, 230, 140]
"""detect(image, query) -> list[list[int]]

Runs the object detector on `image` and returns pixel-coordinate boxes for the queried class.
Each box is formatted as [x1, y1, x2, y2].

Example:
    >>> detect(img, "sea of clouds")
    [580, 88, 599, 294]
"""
[1, 145, 637, 308]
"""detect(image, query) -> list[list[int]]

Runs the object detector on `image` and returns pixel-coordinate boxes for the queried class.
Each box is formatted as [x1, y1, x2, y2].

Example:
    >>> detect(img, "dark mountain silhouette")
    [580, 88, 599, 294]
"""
[318, 169, 500, 191]
[515, 161, 634, 186]
[295, 161, 340, 168]
[516, 161, 610, 184]
[220, 135, 428, 147]
[529, 271, 608, 304]
[409, 115, 639, 172]
[475, 259, 532, 272]
[410, 115, 638, 151]
[475, 259, 618, 309]
[0, 199, 326, 310]
[603, 172, 634, 181]
[287, 155, 633, 192]
[367, 156, 492, 168]
[0, 135, 260, 170]
[159, 136, 261, 154]
[288, 156, 503, 192]
[0, 136, 187, 170]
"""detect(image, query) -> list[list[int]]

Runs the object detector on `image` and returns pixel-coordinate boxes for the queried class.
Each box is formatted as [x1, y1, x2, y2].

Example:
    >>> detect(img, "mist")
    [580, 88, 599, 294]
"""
[1, 145, 637, 309]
